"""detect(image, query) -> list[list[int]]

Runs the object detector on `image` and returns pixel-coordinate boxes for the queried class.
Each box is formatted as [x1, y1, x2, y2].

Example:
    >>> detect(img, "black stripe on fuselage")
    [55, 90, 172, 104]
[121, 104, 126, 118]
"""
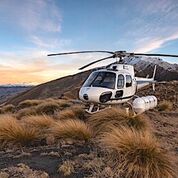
[136, 80, 150, 84]
[110, 95, 134, 101]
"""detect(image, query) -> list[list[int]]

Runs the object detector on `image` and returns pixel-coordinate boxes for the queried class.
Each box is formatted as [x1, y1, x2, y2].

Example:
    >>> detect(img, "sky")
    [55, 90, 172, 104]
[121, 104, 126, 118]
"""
[0, 0, 178, 85]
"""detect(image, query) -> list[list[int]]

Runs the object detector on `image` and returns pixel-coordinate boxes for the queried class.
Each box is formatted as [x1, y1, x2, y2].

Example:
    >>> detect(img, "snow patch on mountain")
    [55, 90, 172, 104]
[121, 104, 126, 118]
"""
[123, 56, 178, 72]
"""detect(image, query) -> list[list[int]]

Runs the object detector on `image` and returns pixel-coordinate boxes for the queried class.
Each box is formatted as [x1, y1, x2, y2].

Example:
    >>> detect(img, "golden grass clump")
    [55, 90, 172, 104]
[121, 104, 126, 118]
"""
[70, 106, 86, 120]
[51, 119, 92, 141]
[158, 100, 173, 111]
[57, 106, 86, 120]
[58, 109, 76, 120]
[23, 115, 55, 131]
[18, 99, 42, 109]
[88, 108, 149, 135]
[44, 98, 71, 109]
[16, 107, 37, 119]
[0, 115, 39, 146]
[1, 104, 15, 113]
[100, 127, 175, 178]
[35, 101, 61, 115]
[57, 100, 72, 108]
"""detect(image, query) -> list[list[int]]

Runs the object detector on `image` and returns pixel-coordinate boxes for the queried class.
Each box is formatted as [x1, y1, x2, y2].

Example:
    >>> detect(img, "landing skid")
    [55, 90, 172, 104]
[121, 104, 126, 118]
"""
[85, 103, 134, 115]
[85, 104, 112, 114]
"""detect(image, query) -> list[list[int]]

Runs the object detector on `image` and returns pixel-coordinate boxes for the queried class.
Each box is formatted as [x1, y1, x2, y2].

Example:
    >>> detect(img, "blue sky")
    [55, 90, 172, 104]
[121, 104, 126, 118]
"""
[0, 0, 178, 84]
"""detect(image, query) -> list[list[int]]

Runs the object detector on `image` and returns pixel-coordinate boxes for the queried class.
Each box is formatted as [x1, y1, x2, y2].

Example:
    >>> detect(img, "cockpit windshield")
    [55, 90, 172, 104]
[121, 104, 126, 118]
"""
[83, 71, 116, 89]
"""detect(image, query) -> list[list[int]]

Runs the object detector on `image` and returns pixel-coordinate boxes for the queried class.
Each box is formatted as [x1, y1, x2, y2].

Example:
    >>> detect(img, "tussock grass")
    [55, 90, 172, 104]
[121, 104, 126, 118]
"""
[0, 115, 40, 146]
[158, 100, 173, 111]
[16, 107, 37, 119]
[44, 98, 71, 108]
[88, 108, 149, 135]
[100, 127, 175, 178]
[57, 100, 72, 108]
[23, 115, 55, 131]
[70, 106, 86, 120]
[57, 106, 86, 120]
[51, 119, 92, 141]
[18, 99, 42, 109]
[58, 109, 77, 120]
[35, 101, 61, 115]
[1, 104, 15, 113]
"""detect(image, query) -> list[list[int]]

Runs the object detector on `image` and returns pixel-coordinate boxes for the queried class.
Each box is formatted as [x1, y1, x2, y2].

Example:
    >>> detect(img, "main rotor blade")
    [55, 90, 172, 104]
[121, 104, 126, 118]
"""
[47, 50, 114, 56]
[79, 55, 114, 70]
[133, 53, 178, 58]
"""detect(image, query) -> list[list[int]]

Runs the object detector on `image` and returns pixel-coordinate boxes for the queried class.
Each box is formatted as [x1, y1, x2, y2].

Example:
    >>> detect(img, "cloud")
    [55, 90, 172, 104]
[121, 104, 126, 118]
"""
[0, 49, 114, 85]
[116, 0, 178, 53]
[0, 0, 61, 33]
[0, 49, 79, 84]
[30, 35, 71, 50]
[135, 32, 178, 53]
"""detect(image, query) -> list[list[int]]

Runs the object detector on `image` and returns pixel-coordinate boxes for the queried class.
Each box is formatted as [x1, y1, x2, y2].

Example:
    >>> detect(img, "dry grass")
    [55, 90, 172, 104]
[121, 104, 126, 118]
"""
[57, 106, 86, 120]
[23, 115, 55, 132]
[0, 115, 40, 147]
[44, 98, 72, 108]
[100, 127, 175, 178]
[17, 99, 42, 109]
[58, 160, 75, 176]
[158, 100, 173, 111]
[51, 119, 92, 141]
[88, 108, 149, 135]
[70, 106, 86, 120]
[35, 101, 61, 115]
[16, 107, 37, 119]
[1, 104, 15, 113]
[57, 100, 72, 108]
[58, 109, 77, 120]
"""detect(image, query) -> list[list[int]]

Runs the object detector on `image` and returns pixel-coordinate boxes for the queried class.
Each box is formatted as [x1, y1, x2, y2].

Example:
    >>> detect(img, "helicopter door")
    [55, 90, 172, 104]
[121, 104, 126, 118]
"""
[115, 74, 124, 99]
[124, 75, 134, 98]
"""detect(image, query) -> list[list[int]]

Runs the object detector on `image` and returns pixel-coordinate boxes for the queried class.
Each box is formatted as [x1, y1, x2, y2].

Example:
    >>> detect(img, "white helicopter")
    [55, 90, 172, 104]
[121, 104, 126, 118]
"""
[48, 51, 178, 114]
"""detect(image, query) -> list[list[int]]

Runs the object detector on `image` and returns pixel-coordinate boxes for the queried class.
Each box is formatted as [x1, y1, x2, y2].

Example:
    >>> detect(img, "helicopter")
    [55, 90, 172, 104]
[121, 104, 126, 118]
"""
[48, 50, 178, 114]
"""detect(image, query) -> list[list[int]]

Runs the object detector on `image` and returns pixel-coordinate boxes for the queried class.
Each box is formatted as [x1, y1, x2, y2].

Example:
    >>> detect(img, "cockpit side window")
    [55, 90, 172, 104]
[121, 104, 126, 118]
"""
[126, 75, 132, 87]
[117, 74, 124, 88]
[83, 71, 116, 89]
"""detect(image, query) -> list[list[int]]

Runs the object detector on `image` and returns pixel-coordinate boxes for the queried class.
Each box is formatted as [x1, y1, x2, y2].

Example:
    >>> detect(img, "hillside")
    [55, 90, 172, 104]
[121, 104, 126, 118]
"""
[6, 57, 178, 105]
[0, 85, 32, 104]
[6, 70, 91, 105]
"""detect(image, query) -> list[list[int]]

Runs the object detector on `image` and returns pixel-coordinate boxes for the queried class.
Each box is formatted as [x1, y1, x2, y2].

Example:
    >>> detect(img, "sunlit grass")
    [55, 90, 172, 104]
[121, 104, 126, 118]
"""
[88, 108, 149, 135]
[100, 127, 175, 178]
[51, 119, 92, 141]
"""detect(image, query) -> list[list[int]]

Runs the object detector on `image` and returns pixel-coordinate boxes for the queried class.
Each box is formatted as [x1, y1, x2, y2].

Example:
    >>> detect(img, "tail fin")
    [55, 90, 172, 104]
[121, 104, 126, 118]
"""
[152, 65, 157, 80]
[152, 65, 157, 91]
